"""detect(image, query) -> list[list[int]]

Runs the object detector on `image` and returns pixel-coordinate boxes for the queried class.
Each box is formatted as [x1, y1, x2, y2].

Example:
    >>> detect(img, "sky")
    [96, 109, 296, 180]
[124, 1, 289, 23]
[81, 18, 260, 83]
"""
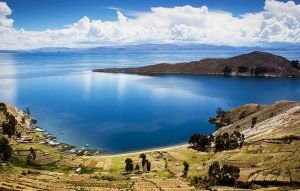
[0, 0, 300, 49]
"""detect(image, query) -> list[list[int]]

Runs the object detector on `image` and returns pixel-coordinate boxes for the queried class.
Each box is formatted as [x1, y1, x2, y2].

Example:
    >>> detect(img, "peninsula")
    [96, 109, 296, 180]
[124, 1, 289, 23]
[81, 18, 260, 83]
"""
[93, 51, 300, 77]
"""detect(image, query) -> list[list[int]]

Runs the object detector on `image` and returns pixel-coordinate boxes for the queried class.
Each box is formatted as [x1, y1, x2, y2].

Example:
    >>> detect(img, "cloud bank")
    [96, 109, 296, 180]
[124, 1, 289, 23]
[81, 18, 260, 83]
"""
[0, 0, 300, 49]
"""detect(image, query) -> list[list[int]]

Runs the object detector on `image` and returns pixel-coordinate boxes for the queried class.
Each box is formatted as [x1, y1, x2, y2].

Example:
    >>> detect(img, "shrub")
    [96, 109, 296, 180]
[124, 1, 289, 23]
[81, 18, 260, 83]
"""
[101, 175, 116, 181]
[139, 153, 147, 171]
[125, 158, 134, 173]
[2, 113, 17, 137]
[291, 60, 300, 70]
[239, 111, 247, 120]
[0, 136, 12, 161]
[0, 103, 7, 113]
[183, 161, 189, 177]
[208, 162, 240, 186]
[189, 133, 211, 151]
[251, 116, 257, 128]
[238, 66, 248, 73]
[223, 66, 232, 76]
[254, 67, 267, 75]
[146, 160, 151, 172]
[215, 131, 244, 152]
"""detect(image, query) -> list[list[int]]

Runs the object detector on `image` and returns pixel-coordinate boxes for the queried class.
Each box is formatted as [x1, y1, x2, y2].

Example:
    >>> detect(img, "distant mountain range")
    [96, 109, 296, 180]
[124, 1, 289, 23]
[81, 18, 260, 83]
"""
[1, 43, 300, 53]
[93, 51, 300, 78]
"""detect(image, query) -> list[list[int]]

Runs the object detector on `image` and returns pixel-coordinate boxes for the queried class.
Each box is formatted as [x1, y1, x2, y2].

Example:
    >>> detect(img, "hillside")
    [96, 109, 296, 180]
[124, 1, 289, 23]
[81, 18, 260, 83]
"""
[214, 100, 300, 138]
[0, 101, 300, 190]
[93, 51, 300, 77]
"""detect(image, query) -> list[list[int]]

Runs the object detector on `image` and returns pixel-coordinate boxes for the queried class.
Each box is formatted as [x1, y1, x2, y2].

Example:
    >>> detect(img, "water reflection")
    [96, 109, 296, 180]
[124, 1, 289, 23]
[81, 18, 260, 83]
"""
[0, 54, 17, 104]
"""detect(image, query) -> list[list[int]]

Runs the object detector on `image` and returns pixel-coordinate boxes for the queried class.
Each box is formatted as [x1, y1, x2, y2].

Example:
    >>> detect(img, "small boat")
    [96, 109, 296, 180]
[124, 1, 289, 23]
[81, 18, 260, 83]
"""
[35, 128, 46, 132]
[85, 144, 89, 147]
[48, 141, 59, 146]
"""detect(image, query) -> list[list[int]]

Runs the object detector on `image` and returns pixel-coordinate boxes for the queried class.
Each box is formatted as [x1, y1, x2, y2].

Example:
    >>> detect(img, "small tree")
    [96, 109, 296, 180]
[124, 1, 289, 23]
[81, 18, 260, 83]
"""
[27, 147, 36, 163]
[251, 116, 257, 128]
[0, 103, 7, 113]
[125, 158, 134, 173]
[291, 60, 300, 69]
[208, 162, 240, 186]
[189, 133, 211, 151]
[208, 161, 221, 185]
[223, 116, 231, 125]
[239, 111, 247, 120]
[183, 161, 189, 177]
[215, 135, 223, 152]
[216, 107, 224, 117]
[229, 131, 244, 150]
[139, 153, 147, 171]
[146, 160, 151, 172]
[223, 66, 232, 76]
[222, 133, 230, 150]
[3, 113, 17, 137]
[0, 136, 12, 162]
[238, 66, 248, 73]
[189, 133, 200, 147]
[220, 164, 240, 186]
[135, 164, 140, 172]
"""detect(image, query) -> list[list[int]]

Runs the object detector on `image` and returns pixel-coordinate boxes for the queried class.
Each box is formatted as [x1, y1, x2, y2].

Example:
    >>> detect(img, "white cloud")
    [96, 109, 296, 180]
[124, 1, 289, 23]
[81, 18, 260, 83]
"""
[0, 1, 13, 32]
[0, 0, 300, 49]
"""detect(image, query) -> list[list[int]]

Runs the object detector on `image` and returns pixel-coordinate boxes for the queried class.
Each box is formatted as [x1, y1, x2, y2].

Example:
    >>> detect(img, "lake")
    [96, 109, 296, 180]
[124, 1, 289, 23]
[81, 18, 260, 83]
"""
[0, 50, 299, 153]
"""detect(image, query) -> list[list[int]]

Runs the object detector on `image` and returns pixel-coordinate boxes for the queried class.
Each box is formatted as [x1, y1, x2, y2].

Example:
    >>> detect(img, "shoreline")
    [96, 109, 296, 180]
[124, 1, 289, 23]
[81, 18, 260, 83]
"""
[99, 143, 189, 157]
[16, 108, 190, 157]
[3, 102, 189, 157]
[92, 70, 298, 78]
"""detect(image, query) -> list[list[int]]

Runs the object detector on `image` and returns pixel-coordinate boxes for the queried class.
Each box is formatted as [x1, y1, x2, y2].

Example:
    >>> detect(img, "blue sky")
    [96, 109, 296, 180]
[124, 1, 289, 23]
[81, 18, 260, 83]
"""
[2, 0, 284, 30]
[0, 0, 299, 49]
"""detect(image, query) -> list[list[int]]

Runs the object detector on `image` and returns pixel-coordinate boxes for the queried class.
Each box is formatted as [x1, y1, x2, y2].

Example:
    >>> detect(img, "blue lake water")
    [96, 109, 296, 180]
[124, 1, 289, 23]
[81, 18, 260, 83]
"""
[0, 50, 299, 153]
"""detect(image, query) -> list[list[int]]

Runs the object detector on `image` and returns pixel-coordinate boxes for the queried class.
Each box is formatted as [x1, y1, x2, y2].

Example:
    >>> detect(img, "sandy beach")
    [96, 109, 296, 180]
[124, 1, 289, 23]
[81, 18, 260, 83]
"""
[97, 143, 189, 157]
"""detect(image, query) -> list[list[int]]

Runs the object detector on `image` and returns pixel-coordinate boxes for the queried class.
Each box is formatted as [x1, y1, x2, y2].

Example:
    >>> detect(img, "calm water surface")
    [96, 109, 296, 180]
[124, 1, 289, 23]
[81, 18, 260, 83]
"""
[0, 50, 299, 153]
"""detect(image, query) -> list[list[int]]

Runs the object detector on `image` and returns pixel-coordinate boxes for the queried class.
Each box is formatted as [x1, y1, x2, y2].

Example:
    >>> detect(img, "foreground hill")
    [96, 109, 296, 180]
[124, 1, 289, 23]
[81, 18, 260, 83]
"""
[93, 51, 300, 77]
[0, 100, 300, 190]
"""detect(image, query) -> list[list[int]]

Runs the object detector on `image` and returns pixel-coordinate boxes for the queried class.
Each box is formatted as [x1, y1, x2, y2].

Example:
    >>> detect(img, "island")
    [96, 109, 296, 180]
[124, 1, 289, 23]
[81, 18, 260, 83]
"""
[93, 51, 300, 77]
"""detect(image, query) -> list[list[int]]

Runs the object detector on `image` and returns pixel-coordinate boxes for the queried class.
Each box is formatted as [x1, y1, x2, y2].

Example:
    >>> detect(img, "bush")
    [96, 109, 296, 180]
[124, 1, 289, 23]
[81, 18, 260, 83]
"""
[189, 133, 211, 151]
[254, 67, 267, 75]
[0, 103, 7, 113]
[215, 131, 244, 152]
[238, 66, 248, 73]
[101, 175, 116, 181]
[251, 116, 257, 128]
[223, 66, 232, 76]
[139, 153, 147, 171]
[291, 60, 300, 70]
[208, 161, 240, 186]
[0, 136, 12, 161]
[239, 111, 247, 120]
[2, 113, 17, 137]
[210, 107, 231, 129]
[125, 158, 134, 173]
[183, 161, 189, 177]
